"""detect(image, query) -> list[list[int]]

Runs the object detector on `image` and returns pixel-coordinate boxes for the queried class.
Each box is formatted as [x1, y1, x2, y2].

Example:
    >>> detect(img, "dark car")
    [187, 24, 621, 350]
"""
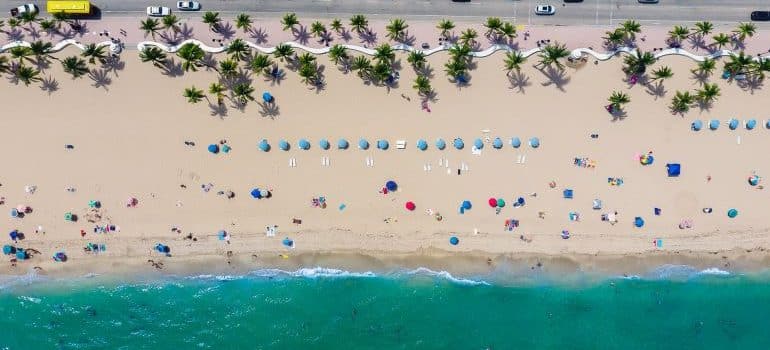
[751, 11, 770, 21]
[564, 0, 584, 2]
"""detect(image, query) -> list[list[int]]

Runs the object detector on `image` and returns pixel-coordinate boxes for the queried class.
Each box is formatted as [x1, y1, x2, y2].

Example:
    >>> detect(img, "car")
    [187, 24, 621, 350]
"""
[534, 5, 556, 15]
[751, 11, 770, 21]
[146, 6, 171, 17]
[638, 0, 659, 3]
[9, 3, 38, 17]
[563, 0, 584, 2]
[177, 1, 201, 11]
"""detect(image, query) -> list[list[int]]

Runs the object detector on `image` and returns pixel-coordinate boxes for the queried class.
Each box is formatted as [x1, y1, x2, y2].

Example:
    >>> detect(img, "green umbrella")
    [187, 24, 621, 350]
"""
[65, 212, 73, 221]
[496, 198, 506, 208]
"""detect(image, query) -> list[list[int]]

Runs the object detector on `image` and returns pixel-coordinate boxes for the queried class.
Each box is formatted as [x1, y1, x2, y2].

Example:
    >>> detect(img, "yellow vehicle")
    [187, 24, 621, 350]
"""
[47, 0, 91, 15]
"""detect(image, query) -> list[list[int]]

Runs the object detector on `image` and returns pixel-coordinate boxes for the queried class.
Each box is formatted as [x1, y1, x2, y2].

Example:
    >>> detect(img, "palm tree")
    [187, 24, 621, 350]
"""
[483, 17, 502, 37]
[202, 11, 222, 32]
[448, 44, 471, 64]
[140, 18, 161, 39]
[503, 51, 526, 75]
[603, 29, 625, 47]
[459, 28, 477, 46]
[620, 20, 642, 40]
[226, 38, 250, 62]
[373, 44, 395, 64]
[667, 25, 689, 44]
[437, 19, 455, 40]
[235, 13, 252, 33]
[724, 51, 753, 76]
[536, 42, 569, 69]
[208, 82, 226, 105]
[29, 40, 54, 64]
[328, 45, 349, 65]
[385, 18, 408, 42]
[350, 56, 372, 78]
[177, 42, 205, 72]
[81, 43, 107, 65]
[498, 22, 516, 40]
[413, 75, 432, 96]
[733, 22, 756, 42]
[7, 18, 20, 29]
[696, 83, 720, 104]
[272, 44, 295, 62]
[371, 61, 393, 82]
[250, 53, 273, 75]
[139, 46, 168, 69]
[232, 83, 255, 105]
[349, 14, 368, 33]
[650, 66, 673, 83]
[407, 51, 427, 70]
[330, 18, 344, 33]
[20, 11, 38, 30]
[39, 19, 56, 34]
[297, 52, 316, 67]
[622, 50, 656, 75]
[691, 21, 713, 38]
[218, 59, 238, 78]
[310, 21, 327, 38]
[298, 62, 318, 85]
[711, 33, 730, 49]
[281, 12, 299, 32]
[670, 90, 695, 113]
[183, 86, 205, 103]
[162, 14, 180, 33]
[444, 59, 467, 81]
[15, 65, 41, 86]
[691, 58, 716, 77]
[752, 58, 770, 80]
[608, 91, 631, 111]
[61, 56, 89, 78]
[8, 46, 32, 64]
[51, 11, 71, 28]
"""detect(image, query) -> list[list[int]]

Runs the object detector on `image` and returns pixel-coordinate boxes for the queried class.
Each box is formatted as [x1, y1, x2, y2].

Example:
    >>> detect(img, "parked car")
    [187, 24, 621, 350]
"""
[535, 5, 556, 15]
[637, 0, 659, 3]
[146, 6, 171, 17]
[176, 1, 201, 11]
[563, 0, 584, 2]
[9, 3, 38, 17]
[751, 11, 770, 21]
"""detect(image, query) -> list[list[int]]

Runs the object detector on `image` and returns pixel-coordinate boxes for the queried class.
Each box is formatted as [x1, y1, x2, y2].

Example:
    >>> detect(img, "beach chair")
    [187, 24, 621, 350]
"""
[396, 140, 406, 149]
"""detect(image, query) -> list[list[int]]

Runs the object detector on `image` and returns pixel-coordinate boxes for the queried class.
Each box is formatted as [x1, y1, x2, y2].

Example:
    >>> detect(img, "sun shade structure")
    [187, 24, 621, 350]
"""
[529, 137, 540, 148]
[746, 119, 757, 130]
[337, 139, 349, 150]
[691, 120, 703, 131]
[319, 139, 330, 150]
[278, 140, 290, 151]
[634, 217, 645, 228]
[435, 138, 446, 150]
[727, 208, 738, 218]
[258, 139, 270, 152]
[262, 91, 274, 103]
[377, 140, 389, 150]
[416, 139, 428, 151]
[709, 119, 720, 130]
[207, 144, 219, 154]
[461, 200, 472, 210]
[492, 137, 503, 149]
[511, 137, 521, 148]
[453, 138, 464, 150]
[666, 163, 681, 177]
[358, 138, 370, 150]
[405, 201, 416, 211]
[473, 138, 484, 149]
[298, 139, 311, 150]
[728, 118, 739, 130]
[449, 236, 459, 245]
[385, 181, 397, 191]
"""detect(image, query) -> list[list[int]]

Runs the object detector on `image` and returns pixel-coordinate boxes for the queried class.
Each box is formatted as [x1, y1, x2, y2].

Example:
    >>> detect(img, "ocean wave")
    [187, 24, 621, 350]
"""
[645, 264, 731, 280]
[249, 267, 377, 279]
[401, 267, 491, 286]
[0, 272, 47, 290]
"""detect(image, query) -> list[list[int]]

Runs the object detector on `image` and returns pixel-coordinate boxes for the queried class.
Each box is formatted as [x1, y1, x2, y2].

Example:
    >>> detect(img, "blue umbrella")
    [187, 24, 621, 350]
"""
[358, 138, 369, 150]
[338, 139, 349, 149]
[282, 237, 294, 248]
[473, 138, 484, 149]
[262, 91, 274, 103]
[511, 137, 521, 148]
[15, 249, 26, 260]
[709, 119, 719, 130]
[217, 230, 228, 240]
[766, 120, 770, 129]
[2, 245, 14, 255]
[634, 217, 644, 228]
[385, 181, 398, 191]
[278, 139, 290, 151]
[728, 118, 739, 130]
[258, 139, 270, 152]
[529, 137, 540, 148]
[319, 139, 330, 150]
[492, 137, 503, 149]
[377, 139, 389, 150]
[461, 200, 472, 210]
[250, 188, 262, 199]
[691, 120, 703, 131]
[207, 144, 219, 154]
[298, 139, 311, 150]
[416, 139, 428, 151]
[449, 236, 459, 245]
[746, 119, 757, 130]
[727, 208, 738, 218]
[9, 230, 18, 240]
[435, 138, 446, 150]
[10, 208, 18, 218]
[453, 138, 464, 150]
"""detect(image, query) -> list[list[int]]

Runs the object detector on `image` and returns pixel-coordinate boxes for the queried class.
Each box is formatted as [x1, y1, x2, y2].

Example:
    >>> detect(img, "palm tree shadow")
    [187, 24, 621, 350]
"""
[645, 82, 667, 99]
[688, 35, 707, 51]
[25, 26, 41, 39]
[696, 100, 714, 112]
[690, 71, 710, 86]
[33, 59, 52, 72]
[338, 28, 352, 42]
[422, 90, 439, 103]
[72, 20, 88, 37]
[89, 68, 112, 90]
[39, 75, 59, 94]
[178, 23, 195, 41]
[737, 76, 764, 94]
[102, 56, 125, 76]
[209, 102, 228, 118]
[417, 64, 434, 79]
[730, 39, 746, 51]
[293, 25, 311, 45]
[539, 66, 571, 92]
[358, 30, 378, 46]
[399, 33, 416, 46]
[161, 58, 184, 77]
[264, 65, 286, 85]
[258, 102, 280, 119]
[249, 27, 268, 44]
[201, 53, 218, 72]
[6, 28, 24, 41]
[217, 22, 236, 40]
[507, 71, 530, 94]
[609, 109, 628, 122]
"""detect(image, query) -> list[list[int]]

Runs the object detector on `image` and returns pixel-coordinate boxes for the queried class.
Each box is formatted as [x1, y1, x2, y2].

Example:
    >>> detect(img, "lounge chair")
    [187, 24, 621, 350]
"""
[396, 140, 406, 149]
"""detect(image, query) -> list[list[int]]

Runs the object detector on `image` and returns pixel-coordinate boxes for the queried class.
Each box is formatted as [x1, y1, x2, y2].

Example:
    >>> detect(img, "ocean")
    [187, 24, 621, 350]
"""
[2, 266, 770, 349]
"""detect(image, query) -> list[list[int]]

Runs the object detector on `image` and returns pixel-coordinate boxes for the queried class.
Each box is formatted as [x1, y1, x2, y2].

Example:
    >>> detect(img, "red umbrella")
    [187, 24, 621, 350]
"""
[488, 198, 497, 207]
[405, 201, 416, 211]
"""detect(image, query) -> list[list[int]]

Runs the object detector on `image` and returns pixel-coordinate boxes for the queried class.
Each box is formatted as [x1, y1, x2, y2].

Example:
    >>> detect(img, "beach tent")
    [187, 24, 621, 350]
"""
[377, 140, 389, 150]
[496, 198, 505, 208]
[2, 245, 14, 255]
[461, 200, 472, 210]
[746, 119, 757, 130]
[749, 175, 760, 186]
[634, 217, 645, 228]
[262, 91, 274, 103]
[728, 118, 739, 130]
[207, 144, 219, 154]
[563, 189, 574, 199]
[435, 139, 446, 150]
[385, 181, 398, 192]
[358, 139, 370, 150]
[488, 198, 497, 207]
[53, 251, 67, 262]
[337, 139, 349, 150]
[15, 249, 27, 260]
[405, 201, 416, 211]
[473, 138, 484, 149]
[298, 139, 311, 150]
[278, 140, 290, 151]
[709, 119, 720, 130]
[666, 163, 681, 177]
[416, 139, 428, 151]
[691, 120, 703, 131]
[492, 137, 503, 149]
[319, 139, 330, 150]
[529, 137, 540, 148]
[250, 188, 262, 199]
[282, 237, 294, 248]
[727, 208, 738, 218]
[258, 139, 270, 152]
[511, 137, 522, 148]
[449, 236, 459, 245]
[454, 138, 464, 150]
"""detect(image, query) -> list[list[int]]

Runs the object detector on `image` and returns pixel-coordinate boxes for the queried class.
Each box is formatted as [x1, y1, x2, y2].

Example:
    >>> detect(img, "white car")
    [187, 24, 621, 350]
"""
[534, 5, 556, 15]
[146, 6, 171, 17]
[10, 3, 38, 17]
[176, 1, 201, 11]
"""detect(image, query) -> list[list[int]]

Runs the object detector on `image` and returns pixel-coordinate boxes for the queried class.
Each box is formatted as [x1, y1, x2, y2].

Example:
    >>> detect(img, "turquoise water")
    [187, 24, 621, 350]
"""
[2, 267, 770, 349]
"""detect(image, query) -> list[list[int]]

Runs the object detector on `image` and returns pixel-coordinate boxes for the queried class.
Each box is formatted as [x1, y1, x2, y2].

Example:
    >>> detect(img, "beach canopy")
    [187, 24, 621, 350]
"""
[385, 181, 398, 191]
[282, 237, 294, 247]
[251, 188, 262, 199]
[666, 163, 681, 177]
[405, 201, 416, 211]
[473, 138, 484, 149]
[492, 137, 503, 149]
[488, 197, 497, 207]
[53, 251, 67, 262]
[2, 245, 14, 255]
[298, 139, 311, 150]
[634, 217, 645, 228]
[319, 139, 330, 150]
[728, 118, 739, 130]
[709, 119, 720, 130]
[259, 139, 270, 152]
[749, 175, 760, 186]
[449, 236, 459, 245]
[435, 138, 446, 150]
[262, 91, 274, 103]
[454, 138, 464, 150]
[563, 189, 573, 199]
[461, 200, 472, 210]
[511, 137, 521, 148]
[727, 208, 738, 218]
[496, 198, 505, 208]
[207, 144, 219, 154]
[337, 139, 349, 149]
[691, 120, 703, 131]
[377, 139, 389, 150]
[416, 139, 428, 151]
[746, 119, 757, 130]
[529, 137, 540, 148]
[15, 249, 26, 260]
[358, 138, 370, 150]
[278, 139, 290, 151]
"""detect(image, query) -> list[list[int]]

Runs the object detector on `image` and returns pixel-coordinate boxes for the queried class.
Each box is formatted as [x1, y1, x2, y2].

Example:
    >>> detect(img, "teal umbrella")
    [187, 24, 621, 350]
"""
[435, 138, 446, 150]
[416, 139, 428, 151]
[492, 137, 503, 149]
[319, 139, 330, 150]
[511, 137, 521, 148]
[727, 208, 738, 218]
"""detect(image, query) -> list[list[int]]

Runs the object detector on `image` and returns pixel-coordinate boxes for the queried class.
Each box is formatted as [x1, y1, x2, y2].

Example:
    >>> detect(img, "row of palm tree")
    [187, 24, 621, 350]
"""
[669, 83, 721, 113]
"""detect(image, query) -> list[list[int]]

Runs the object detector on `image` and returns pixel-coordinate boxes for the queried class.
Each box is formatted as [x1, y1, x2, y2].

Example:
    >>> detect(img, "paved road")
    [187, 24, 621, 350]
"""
[6, 0, 770, 25]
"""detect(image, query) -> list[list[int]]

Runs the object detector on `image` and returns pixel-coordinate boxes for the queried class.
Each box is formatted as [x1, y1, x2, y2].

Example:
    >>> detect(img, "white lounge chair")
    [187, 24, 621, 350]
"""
[396, 140, 406, 149]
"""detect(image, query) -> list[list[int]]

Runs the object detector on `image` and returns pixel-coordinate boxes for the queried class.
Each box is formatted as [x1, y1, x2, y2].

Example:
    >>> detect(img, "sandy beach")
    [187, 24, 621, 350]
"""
[2, 14, 770, 277]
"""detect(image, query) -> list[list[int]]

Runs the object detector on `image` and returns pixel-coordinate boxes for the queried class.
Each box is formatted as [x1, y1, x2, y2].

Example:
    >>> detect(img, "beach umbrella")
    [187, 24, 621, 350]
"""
[2, 245, 14, 255]
[691, 120, 703, 131]
[511, 137, 521, 148]
[728, 118, 739, 130]
[749, 175, 760, 186]
[260, 189, 269, 198]
[561, 230, 570, 239]
[416, 139, 428, 151]
[529, 137, 540, 148]
[592, 199, 603, 210]
[461, 200, 472, 210]
[449, 236, 459, 245]
[207, 144, 219, 154]
[64, 212, 74, 221]
[15, 249, 26, 260]
[405, 201, 416, 211]
[53, 252, 67, 262]
[358, 138, 370, 150]
[9, 230, 18, 241]
[666, 163, 681, 177]
[282, 237, 294, 248]
[250, 188, 262, 199]
[727, 208, 738, 218]
[492, 137, 503, 149]
[278, 139, 290, 151]
[640, 154, 654, 165]
[217, 230, 227, 240]
[337, 139, 349, 150]
[385, 181, 398, 191]
[496, 198, 505, 208]
[516, 197, 525, 207]
[88, 200, 100, 209]
[766, 120, 770, 129]
[473, 138, 484, 149]
[298, 139, 311, 150]
[746, 119, 757, 130]
[435, 138, 446, 150]
[262, 91, 274, 103]
[258, 139, 270, 152]
[709, 119, 720, 130]
[453, 138, 464, 150]
[634, 217, 645, 228]
[10, 208, 18, 218]
[377, 139, 389, 150]
[319, 139, 330, 150]
[488, 198, 497, 207]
